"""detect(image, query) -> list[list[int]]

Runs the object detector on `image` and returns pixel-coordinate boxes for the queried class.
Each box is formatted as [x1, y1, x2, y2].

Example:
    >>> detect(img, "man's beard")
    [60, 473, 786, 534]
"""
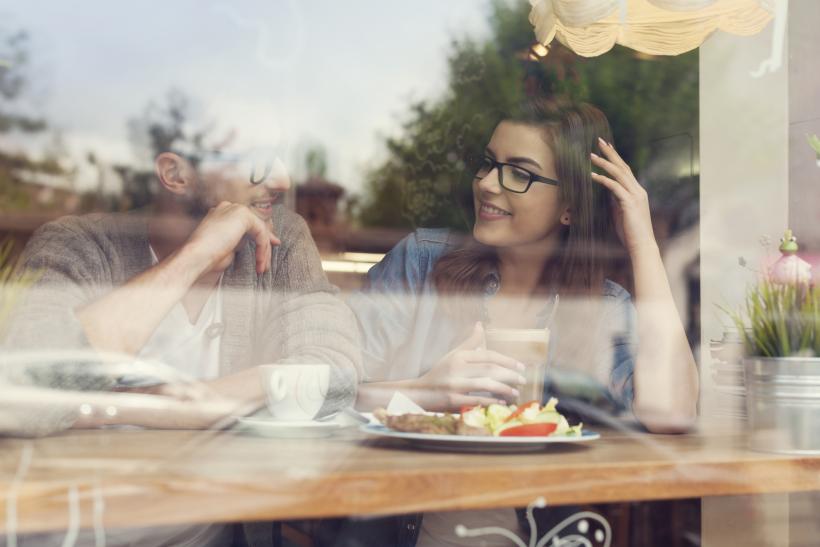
[183, 189, 213, 219]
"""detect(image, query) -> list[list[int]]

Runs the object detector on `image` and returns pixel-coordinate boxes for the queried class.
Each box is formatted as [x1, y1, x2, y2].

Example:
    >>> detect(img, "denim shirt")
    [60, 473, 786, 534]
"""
[348, 228, 637, 410]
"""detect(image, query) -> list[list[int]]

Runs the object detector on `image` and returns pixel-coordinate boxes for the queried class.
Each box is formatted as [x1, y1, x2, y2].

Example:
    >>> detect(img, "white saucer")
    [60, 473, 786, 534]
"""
[236, 417, 343, 438]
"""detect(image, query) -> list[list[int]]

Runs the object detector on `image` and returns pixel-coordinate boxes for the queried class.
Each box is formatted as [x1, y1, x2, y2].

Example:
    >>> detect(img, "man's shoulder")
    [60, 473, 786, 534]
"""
[24, 212, 148, 269]
[274, 205, 308, 230]
[33, 212, 145, 241]
[276, 206, 328, 261]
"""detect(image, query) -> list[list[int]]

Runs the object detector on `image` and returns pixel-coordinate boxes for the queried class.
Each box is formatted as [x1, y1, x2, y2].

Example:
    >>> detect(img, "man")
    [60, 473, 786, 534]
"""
[2, 147, 361, 545]
[3, 146, 361, 429]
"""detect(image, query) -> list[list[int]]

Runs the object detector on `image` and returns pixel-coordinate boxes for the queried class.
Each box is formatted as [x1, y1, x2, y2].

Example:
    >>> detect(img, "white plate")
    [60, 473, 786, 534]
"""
[360, 424, 599, 453]
[236, 417, 343, 438]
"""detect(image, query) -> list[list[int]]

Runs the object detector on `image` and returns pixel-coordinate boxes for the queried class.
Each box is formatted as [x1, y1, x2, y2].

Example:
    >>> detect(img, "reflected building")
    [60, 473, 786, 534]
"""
[295, 175, 346, 253]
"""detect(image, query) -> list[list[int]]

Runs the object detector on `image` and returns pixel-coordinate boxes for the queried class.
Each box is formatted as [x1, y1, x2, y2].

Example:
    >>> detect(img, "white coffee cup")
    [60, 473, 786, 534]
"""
[260, 364, 330, 421]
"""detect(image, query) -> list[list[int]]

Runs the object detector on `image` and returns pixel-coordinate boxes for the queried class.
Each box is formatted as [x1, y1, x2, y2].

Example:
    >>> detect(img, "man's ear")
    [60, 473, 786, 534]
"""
[560, 207, 571, 226]
[155, 153, 195, 195]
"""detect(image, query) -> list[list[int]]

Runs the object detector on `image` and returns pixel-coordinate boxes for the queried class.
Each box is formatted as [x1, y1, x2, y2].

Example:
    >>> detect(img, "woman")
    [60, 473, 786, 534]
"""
[340, 99, 699, 546]
[351, 98, 697, 426]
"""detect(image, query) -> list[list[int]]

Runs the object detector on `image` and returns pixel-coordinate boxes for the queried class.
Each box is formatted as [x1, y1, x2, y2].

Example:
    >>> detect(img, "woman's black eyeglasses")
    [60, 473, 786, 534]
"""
[473, 156, 559, 194]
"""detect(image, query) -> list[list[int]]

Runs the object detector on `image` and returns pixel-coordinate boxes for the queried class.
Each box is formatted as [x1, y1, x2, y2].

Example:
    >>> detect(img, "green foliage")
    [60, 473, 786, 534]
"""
[357, 1, 535, 230]
[0, 239, 39, 331]
[566, 48, 699, 207]
[355, 0, 699, 230]
[0, 27, 74, 213]
[725, 279, 819, 358]
[305, 146, 329, 179]
[808, 134, 820, 158]
[0, 29, 46, 132]
[127, 88, 218, 167]
[0, 147, 71, 212]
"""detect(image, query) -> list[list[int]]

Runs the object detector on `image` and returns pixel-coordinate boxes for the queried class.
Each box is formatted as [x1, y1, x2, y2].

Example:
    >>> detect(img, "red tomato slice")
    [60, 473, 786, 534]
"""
[460, 405, 477, 415]
[499, 422, 557, 437]
[503, 401, 540, 423]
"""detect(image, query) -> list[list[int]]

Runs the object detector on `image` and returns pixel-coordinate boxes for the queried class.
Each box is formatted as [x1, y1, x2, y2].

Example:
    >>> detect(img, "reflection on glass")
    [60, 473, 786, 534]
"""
[2, 0, 817, 545]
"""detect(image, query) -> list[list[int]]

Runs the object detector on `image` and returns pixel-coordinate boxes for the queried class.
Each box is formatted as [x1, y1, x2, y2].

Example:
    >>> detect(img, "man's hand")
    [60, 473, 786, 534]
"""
[185, 201, 281, 275]
[77, 202, 282, 355]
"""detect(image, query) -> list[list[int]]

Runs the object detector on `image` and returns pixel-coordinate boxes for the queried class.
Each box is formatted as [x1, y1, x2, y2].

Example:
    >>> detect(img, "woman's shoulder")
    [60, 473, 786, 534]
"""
[600, 279, 637, 333]
[602, 278, 632, 301]
[410, 227, 458, 253]
[366, 228, 460, 291]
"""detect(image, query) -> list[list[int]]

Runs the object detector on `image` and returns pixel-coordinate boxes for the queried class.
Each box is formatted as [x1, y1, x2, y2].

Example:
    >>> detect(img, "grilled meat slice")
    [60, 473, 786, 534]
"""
[375, 409, 459, 435]
[456, 421, 492, 436]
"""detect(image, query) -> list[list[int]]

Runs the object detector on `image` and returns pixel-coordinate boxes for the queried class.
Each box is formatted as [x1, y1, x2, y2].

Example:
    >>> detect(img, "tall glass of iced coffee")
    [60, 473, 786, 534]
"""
[485, 328, 550, 404]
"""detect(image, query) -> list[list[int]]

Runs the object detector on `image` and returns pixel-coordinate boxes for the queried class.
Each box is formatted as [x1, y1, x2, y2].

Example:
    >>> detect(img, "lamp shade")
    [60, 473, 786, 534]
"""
[529, 0, 774, 57]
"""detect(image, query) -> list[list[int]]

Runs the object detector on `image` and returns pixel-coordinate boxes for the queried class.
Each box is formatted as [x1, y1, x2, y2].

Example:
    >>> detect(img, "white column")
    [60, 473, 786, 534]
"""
[699, 15, 789, 547]
[787, 2, 820, 249]
[700, 2, 820, 544]
[699, 13, 789, 432]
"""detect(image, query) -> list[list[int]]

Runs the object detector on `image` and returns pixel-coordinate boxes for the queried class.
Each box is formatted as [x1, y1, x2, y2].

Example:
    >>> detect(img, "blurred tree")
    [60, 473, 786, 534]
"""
[305, 145, 328, 179]
[0, 29, 46, 133]
[0, 28, 70, 212]
[567, 47, 699, 226]
[355, 0, 698, 232]
[127, 88, 221, 168]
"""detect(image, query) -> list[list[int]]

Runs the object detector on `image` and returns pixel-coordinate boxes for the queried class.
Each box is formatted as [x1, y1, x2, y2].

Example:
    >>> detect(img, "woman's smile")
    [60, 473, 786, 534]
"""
[477, 200, 512, 221]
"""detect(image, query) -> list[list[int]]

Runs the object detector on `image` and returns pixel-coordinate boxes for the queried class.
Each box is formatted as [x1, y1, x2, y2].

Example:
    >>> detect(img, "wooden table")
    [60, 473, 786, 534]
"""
[1, 426, 820, 535]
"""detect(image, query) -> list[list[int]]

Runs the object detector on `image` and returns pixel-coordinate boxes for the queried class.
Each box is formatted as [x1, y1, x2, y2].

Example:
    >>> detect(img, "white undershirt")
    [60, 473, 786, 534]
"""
[137, 246, 223, 382]
[125, 246, 226, 547]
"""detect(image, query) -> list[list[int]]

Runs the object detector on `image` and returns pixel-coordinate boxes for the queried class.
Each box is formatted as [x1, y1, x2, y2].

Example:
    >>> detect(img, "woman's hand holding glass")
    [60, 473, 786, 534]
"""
[415, 322, 527, 412]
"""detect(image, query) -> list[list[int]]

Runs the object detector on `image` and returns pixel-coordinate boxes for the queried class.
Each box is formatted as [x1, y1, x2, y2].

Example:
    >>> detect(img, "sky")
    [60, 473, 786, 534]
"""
[1, 0, 494, 194]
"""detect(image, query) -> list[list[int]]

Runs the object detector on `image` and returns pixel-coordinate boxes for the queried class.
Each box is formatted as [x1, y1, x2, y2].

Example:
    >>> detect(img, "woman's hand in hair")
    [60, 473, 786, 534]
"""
[414, 322, 527, 412]
[590, 138, 658, 257]
[591, 139, 699, 432]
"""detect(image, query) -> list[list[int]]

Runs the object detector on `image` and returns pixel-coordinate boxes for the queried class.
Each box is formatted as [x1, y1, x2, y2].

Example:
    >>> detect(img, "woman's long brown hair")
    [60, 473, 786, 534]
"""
[432, 99, 622, 302]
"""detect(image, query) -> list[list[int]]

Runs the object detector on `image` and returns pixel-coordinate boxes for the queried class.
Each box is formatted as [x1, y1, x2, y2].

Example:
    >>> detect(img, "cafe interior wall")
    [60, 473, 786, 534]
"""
[699, 2, 788, 433]
[699, 2, 820, 545]
[786, 2, 820, 254]
[700, 0, 820, 430]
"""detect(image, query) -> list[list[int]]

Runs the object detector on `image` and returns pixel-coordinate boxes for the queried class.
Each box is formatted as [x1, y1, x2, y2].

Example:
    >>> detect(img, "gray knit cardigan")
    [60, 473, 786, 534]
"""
[1, 206, 362, 436]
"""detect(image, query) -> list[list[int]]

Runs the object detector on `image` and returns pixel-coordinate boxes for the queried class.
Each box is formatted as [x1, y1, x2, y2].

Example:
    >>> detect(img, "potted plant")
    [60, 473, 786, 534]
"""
[808, 134, 820, 168]
[725, 229, 820, 454]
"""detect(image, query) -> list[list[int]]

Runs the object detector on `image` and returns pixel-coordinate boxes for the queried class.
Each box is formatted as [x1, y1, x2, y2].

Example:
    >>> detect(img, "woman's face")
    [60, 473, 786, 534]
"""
[472, 121, 568, 251]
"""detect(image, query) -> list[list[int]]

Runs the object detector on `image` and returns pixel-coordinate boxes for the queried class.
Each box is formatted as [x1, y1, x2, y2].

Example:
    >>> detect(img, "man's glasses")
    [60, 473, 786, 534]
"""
[192, 148, 286, 186]
[474, 156, 559, 194]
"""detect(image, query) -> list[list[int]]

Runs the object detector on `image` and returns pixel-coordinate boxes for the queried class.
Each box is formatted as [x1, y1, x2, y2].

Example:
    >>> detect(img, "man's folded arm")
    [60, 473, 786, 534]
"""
[260, 215, 362, 413]
[3, 220, 106, 351]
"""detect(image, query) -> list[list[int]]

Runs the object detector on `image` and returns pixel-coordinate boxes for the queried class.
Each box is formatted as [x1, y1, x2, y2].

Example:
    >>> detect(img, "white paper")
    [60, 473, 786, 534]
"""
[385, 391, 426, 415]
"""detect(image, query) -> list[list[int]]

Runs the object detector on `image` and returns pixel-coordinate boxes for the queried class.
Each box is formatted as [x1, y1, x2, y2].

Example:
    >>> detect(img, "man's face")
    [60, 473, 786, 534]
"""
[187, 151, 291, 223]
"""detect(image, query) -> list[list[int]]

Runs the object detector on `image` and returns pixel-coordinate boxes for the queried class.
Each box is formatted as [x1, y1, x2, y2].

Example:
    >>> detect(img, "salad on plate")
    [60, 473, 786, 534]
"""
[375, 397, 583, 438]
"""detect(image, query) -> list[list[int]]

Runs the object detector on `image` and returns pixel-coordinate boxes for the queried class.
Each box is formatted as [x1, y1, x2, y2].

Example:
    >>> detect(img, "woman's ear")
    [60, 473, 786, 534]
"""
[155, 153, 195, 195]
[560, 207, 571, 226]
